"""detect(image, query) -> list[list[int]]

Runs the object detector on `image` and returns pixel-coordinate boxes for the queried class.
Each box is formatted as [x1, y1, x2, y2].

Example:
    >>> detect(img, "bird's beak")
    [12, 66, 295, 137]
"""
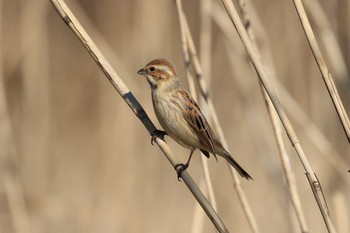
[137, 68, 146, 75]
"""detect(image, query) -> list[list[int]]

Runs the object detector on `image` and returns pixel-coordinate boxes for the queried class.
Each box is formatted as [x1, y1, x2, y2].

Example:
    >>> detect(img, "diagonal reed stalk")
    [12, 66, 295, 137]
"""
[219, 0, 337, 232]
[236, 0, 308, 232]
[291, 0, 350, 142]
[50, 0, 230, 232]
[175, 1, 260, 233]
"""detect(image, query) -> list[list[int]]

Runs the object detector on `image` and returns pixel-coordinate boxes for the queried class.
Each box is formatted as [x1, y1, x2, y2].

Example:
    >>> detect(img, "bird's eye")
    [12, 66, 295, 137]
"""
[149, 67, 155, 72]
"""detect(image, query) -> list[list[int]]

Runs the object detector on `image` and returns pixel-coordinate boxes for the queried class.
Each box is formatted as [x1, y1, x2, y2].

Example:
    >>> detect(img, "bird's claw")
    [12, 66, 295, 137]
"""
[175, 163, 189, 181]
[151, 130, 167, 145]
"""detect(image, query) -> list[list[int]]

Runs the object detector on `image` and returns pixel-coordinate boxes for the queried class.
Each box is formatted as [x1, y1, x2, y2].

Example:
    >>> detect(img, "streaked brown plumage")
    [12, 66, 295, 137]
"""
[138, 58, 252, 180]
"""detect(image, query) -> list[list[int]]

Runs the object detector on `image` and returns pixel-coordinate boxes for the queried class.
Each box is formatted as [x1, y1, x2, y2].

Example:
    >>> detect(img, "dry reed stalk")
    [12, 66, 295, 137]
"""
[219, 0, 337, 232]
[291, 0, 350, 142]
[174, 3, 219, 231]
[212, 1, 350, 186]
[176, 2, 260, 233]
[277, 80, 350, 185]
[223, 42, 305, 233]
[236, 1, 309, 232]
[50, 1, 229, 232]
[263, 94, 310, 233]
[303, 0, 349, 82]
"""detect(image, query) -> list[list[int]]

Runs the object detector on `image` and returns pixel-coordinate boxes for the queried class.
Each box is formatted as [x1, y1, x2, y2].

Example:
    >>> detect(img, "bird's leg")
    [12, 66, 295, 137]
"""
[151, 130, 167, 145]
[175, 149, 195, 181]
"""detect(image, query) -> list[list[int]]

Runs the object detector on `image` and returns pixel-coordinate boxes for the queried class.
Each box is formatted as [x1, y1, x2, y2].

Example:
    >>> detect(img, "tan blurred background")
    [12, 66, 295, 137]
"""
[1, 0, 349, 232]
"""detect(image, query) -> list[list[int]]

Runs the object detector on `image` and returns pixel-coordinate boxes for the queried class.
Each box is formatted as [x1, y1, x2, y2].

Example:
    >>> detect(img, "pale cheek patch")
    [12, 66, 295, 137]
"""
[147, 76, 157, 87]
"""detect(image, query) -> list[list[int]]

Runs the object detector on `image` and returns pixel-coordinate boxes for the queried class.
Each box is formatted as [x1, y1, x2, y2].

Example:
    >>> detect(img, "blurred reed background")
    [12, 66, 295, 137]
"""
[1, 0, 349, 232]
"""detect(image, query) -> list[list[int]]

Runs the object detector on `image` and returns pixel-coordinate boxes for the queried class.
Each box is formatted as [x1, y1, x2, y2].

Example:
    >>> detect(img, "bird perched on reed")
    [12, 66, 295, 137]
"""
[138, 58, 252, 180]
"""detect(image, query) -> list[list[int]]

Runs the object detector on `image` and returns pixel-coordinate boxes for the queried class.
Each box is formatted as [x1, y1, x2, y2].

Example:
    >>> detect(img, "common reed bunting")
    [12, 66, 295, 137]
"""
[138, 58, 252, 180]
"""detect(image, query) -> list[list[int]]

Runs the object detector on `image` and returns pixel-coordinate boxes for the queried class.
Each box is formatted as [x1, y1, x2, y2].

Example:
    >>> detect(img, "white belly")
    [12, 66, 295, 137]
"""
[152, 91, 199, 149]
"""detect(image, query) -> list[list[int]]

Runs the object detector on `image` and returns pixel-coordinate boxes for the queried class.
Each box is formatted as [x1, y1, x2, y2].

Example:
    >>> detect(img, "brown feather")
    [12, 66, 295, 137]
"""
[176, 89, 216, 156]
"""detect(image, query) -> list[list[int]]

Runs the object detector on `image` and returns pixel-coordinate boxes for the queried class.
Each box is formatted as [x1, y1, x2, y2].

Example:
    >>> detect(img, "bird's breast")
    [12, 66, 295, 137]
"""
[152, 91, 199, 149]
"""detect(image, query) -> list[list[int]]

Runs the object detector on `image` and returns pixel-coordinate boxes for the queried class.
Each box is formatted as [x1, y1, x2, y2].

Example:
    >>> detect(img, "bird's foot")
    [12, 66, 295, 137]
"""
[174, 163, 189, 181]
[150, 130, 167, 145]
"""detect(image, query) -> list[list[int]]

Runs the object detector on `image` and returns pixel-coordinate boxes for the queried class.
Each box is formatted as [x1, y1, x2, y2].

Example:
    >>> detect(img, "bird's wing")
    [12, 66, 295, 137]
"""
[176, 89, 216, 155]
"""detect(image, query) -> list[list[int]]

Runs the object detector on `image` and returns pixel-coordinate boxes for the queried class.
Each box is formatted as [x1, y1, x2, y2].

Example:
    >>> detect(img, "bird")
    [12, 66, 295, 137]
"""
[137, 58, 252, 180]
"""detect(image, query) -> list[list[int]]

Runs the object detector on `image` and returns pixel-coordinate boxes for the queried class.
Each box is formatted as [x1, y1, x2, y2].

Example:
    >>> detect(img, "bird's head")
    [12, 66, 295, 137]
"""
[137, 58, 180, 90]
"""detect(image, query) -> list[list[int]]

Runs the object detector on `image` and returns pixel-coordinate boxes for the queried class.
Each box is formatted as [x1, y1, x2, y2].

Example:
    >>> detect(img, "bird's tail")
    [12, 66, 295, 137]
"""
[224, 154, 253, 180]
[211, 137, 252, 180]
